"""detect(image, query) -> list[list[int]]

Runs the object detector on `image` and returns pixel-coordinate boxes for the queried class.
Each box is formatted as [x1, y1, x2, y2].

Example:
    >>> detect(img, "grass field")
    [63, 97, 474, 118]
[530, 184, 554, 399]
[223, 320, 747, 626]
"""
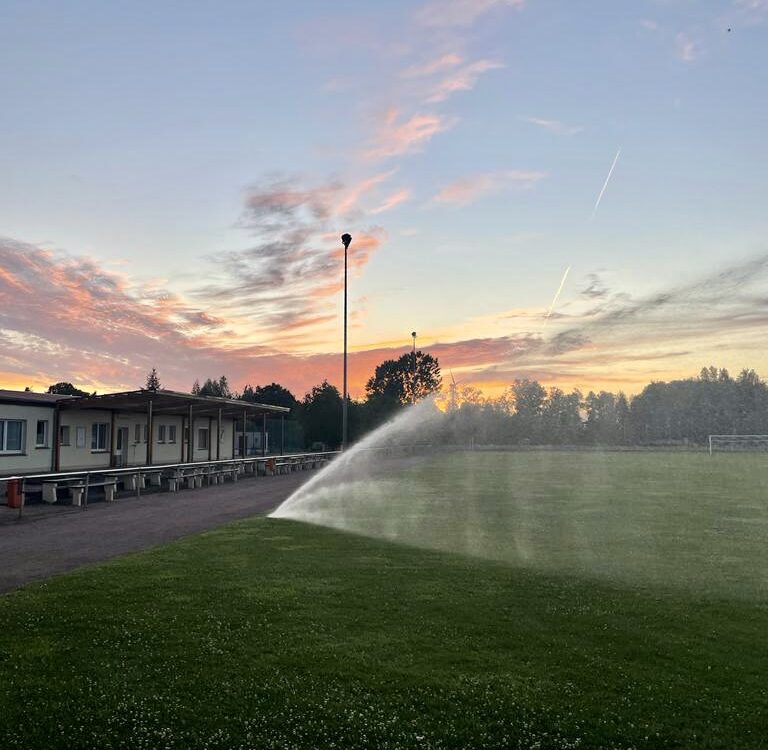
[1, 451, 767, 748]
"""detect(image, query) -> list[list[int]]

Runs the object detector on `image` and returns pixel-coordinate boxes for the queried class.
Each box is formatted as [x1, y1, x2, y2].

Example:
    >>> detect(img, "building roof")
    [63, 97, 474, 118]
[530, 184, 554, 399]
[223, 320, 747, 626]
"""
[0, 389, 76, 406]
[59, 389, 290, 418]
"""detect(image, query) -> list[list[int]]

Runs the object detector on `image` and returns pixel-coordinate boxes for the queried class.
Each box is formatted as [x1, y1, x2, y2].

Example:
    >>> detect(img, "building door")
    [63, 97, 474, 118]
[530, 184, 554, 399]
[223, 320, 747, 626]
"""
[116, 427, 129, 466]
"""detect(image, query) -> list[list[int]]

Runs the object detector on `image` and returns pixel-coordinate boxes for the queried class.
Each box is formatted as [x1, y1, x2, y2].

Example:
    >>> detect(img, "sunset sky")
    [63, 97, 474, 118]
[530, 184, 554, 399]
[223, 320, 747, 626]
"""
[1, 0, 767, 399]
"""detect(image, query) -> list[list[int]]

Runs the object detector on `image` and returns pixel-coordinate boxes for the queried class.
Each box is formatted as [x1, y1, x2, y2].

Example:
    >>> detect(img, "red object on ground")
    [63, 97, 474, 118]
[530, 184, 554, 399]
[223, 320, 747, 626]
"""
[6, 479, 21, 508]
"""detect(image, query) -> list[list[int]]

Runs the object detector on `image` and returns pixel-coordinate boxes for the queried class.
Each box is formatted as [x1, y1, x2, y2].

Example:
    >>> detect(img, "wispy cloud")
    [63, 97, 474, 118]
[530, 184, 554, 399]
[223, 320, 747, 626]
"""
[522, 116, 583, 136]
[433, 170, 546, 206]
[369, 188, 412, 214]
[675, 32, 698, 62]
[366, 109, 455, 160]
[401, 53, 464, 78]
[415, 0, 525, 28]
[425, 59, 504, 103]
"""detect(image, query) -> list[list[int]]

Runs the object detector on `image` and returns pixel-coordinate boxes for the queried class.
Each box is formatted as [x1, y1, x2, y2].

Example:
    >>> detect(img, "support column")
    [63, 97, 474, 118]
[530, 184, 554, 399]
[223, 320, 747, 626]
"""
[216, 408, 222, 460]
[280, 414, 285, 456]
[52, 404, 61, 472]
[147, 400, 154, 465]
[180, 416, 185, 462]
[188, 404, 194, 462]
[207, 416, 212, 461]
[242, 409, 247, 457]
[261, 413, 267, 456]
[110, 410, 117, 468]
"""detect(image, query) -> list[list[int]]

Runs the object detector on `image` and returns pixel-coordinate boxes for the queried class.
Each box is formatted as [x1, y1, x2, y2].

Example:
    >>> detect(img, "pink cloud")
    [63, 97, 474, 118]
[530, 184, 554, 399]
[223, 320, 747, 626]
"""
[369, 188, 412, 214]
[522, 116, 583, 136]
[366, 110, 455, 160]
[425, 59, 504, 103]
[433, 170, 546, 206]
[401, 53, 464, 78]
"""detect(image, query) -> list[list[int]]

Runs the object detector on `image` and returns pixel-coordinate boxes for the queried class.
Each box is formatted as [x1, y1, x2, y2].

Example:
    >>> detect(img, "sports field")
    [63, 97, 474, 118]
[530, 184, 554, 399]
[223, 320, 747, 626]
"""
[1, 451, 766, 748]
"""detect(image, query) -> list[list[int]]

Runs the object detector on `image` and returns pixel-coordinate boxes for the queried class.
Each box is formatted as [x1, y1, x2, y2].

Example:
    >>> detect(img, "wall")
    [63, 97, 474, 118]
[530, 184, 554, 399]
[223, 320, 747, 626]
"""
[58, 410, 113, 470]
[0, 403, 55, 474]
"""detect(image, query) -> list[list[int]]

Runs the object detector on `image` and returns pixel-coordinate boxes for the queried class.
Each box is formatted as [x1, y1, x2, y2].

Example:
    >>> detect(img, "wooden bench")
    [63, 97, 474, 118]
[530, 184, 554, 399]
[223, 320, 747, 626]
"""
[70, 478, 117, 506]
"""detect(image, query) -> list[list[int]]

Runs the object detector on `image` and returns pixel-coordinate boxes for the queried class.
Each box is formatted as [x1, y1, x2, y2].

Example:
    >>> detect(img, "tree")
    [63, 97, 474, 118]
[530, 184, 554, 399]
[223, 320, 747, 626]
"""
[300, 381, 342, 448]
[241, 382, 299, 412]
[365, 351, 442, 406]
[47, 382, 89, 397]
[145, 367, 161, 391]
[193, 376, 232, 398]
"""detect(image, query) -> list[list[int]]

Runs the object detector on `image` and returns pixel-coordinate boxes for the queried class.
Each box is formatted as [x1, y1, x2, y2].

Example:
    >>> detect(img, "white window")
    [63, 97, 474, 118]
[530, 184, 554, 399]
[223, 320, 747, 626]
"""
[134, 424, 141, 443]
[36, 419, 49, 448]
[198, 428, 209, 450]
[168, 425, 177, 443]
[91, 423, 109, 452]
[60, 425, 71, 446]
[0, 419, 25, 454]
[76, 426, 86, 448]
[158, 424, 166, 443]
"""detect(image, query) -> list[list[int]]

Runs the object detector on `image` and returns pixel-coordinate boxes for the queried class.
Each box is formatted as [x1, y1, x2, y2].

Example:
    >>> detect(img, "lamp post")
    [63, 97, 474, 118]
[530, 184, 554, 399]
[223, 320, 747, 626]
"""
[411, 331, 417, 405]
[341, 233, 352, 449]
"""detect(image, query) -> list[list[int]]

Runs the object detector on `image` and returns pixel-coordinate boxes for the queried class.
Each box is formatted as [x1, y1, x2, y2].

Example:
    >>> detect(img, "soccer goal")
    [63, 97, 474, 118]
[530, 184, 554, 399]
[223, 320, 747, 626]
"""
[708, 435, 768, 455]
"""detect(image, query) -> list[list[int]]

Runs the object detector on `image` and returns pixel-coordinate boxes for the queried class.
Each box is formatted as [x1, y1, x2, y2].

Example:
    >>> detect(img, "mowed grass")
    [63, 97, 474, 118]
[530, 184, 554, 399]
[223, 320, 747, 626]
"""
[0, 452, 766, 749]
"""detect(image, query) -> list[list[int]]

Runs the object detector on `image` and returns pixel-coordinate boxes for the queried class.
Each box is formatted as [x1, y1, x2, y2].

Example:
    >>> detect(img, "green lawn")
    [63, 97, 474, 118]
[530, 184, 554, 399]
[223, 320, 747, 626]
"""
[2, 451, 767, 748]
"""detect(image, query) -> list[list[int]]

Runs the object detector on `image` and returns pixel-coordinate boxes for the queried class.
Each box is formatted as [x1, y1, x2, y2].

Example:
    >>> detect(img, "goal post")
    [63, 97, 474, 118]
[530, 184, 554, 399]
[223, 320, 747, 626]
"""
[708, 435, 768, 455]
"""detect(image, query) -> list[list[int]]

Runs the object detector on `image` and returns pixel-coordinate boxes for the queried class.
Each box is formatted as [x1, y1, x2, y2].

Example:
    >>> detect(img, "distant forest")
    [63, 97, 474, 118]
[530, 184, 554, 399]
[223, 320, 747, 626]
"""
[442, 366, 768, 447]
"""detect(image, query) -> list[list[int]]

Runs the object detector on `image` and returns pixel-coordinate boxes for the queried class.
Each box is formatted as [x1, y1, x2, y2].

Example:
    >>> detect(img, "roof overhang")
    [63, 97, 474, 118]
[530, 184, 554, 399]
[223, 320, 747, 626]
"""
[59, 389, 290, 418]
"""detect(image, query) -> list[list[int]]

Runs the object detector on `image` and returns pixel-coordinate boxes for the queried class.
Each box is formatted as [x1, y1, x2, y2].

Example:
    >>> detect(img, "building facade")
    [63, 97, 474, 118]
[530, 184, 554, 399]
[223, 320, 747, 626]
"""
[0, 388, 288, 477]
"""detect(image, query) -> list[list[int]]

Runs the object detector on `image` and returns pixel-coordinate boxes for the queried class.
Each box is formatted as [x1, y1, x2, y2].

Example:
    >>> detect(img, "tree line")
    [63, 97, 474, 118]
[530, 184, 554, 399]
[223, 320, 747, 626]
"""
[45, 360, 768, 449]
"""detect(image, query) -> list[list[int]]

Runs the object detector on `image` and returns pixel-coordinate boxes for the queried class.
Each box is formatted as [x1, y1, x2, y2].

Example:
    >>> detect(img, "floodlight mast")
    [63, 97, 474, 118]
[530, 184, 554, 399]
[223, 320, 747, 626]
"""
[411, 331, 417, 405]
[341, 233, 352, 450]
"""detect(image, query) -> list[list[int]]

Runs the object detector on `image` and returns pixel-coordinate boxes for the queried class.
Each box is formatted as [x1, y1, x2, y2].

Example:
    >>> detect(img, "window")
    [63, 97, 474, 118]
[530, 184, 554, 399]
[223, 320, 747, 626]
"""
[184, 426, 189, 445]
[198, 428, 209, 450]
[168, 425, 177, 443]
[36, 419, 49, 448]
[60, 425, 71, 446]
[76, 426, 86, 448]
[158, 424, 166, 443]
[134, 424, 141, 443]
[143, 424, 148, 443]
[91, 423, 109, 451]
[0, 419, 25, 454]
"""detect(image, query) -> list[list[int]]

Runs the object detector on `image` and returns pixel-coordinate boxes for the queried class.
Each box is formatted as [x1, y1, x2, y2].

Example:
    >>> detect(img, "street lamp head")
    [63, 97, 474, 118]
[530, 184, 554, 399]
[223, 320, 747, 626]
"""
[341, 233, 352, 250]
[411, 331, 417, 338]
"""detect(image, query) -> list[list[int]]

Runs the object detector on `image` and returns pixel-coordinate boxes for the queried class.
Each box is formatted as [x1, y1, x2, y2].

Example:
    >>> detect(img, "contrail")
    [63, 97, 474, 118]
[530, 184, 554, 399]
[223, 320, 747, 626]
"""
[591, 147, 621, 220]
[543, 265, 571, 326]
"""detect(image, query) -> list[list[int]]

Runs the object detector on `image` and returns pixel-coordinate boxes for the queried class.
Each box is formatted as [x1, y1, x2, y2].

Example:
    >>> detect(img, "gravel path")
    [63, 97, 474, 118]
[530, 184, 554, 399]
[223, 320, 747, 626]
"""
[0, 473, 307, 594]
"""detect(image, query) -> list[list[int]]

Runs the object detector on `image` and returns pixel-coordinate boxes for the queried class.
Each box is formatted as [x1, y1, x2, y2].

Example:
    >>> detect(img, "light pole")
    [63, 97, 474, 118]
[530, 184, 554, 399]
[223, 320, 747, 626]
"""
[341, 233, 352, 449]
[411, 331, 417, 405]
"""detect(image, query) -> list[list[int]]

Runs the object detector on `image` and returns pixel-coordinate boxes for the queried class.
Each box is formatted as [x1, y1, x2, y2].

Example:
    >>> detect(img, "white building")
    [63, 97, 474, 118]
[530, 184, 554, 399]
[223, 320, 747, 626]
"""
[0, 388, 289, 477]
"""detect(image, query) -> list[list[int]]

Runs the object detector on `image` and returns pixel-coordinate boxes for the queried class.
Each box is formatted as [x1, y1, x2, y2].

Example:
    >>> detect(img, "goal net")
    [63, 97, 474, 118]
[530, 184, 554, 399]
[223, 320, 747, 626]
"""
[708, 435, 768, 454]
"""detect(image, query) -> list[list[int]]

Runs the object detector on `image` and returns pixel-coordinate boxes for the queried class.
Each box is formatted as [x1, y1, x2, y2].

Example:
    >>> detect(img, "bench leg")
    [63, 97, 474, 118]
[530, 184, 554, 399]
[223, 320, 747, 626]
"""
[167, 478, 178, 492]
[42, 485, 57, 503]
[71, 489, 83, 507]
[105, 486, 115, 502]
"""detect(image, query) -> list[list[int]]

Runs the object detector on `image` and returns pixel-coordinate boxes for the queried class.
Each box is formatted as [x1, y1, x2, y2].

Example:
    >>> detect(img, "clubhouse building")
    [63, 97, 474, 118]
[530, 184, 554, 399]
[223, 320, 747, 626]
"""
[0, 388, 290, 477]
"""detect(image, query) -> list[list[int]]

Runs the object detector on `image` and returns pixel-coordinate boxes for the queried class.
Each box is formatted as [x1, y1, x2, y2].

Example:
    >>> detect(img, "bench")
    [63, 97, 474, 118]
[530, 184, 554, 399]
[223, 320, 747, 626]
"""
[41, 477, 86, 504]
[70, 478, 117, 506]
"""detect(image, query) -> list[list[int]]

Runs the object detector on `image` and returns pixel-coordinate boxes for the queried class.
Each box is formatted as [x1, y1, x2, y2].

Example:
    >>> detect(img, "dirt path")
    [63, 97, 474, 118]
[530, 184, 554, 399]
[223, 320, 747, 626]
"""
[0, 473, 307, 594]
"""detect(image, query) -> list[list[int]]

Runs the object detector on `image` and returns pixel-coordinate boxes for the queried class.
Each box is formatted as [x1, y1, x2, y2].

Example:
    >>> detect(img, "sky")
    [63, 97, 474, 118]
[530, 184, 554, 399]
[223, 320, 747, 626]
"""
[1, 0, 767, 399]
